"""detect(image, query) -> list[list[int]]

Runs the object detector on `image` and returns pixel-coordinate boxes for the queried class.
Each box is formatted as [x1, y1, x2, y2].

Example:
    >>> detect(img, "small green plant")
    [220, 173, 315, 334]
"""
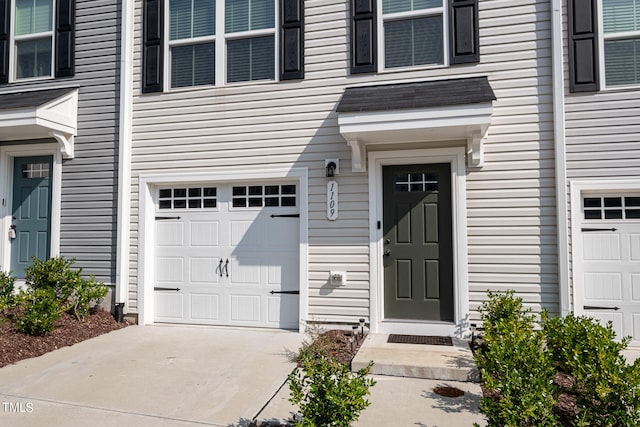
[543, 311, 640, 426]
[288, 353, 376, 427]
[67, 275, 109, 320]
[474, 290, 559, 426]
[13, 288, 62, 336]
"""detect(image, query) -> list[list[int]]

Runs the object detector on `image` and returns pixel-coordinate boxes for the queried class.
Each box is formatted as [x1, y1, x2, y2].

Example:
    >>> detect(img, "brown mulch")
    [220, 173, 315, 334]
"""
[0, 309, 128, 368]
[298, 329, 367, 366]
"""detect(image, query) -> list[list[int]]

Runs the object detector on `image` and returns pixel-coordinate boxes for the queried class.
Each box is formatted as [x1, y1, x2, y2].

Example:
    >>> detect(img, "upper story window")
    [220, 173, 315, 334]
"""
[0, 0, 74, 84]
[350, 0, 478, 75]
[382, 0, 444, 69]
[602, 0, 640, 87]
[13, 0, 55, 80]
[165, 0, 275, 89]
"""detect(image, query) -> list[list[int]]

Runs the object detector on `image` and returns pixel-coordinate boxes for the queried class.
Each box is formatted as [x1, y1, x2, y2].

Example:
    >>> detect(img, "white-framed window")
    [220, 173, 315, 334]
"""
[12, 0, 55, 81]
[600, 0, 640, 87]
[166, 0, 275, 89]
[380, 0, 446, 70]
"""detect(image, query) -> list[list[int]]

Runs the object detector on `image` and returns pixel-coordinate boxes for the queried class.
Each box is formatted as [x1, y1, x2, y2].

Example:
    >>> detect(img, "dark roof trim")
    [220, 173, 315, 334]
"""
[0, 87, 78, 111]
[336, 76, 496, 113]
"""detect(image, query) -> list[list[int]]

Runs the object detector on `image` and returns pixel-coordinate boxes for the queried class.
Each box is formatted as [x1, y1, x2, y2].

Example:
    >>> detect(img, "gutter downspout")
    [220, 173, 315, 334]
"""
[552, 0, 570, 316]
[116, 0, 134, 313]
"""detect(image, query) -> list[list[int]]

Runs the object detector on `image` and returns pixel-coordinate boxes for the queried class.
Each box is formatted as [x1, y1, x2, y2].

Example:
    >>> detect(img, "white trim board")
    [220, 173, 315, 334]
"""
[137, 167, 309, 332]
[368, 147, 469, 337]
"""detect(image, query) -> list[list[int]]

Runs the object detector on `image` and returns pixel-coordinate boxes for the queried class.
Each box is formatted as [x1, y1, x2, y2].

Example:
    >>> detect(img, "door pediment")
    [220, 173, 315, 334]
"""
[0, 88, 78, 159]
[337, 77, 496, 171]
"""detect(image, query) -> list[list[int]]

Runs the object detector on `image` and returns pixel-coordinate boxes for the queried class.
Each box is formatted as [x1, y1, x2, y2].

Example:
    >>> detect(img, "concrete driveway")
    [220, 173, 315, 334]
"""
[0, 325, 304, 427]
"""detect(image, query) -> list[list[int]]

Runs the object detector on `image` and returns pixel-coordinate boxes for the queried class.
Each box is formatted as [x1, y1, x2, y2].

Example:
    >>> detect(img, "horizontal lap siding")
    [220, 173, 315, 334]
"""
[60, 0, 120, 282]
[128, 0, 558, 321]
[0, 0, 119, 283]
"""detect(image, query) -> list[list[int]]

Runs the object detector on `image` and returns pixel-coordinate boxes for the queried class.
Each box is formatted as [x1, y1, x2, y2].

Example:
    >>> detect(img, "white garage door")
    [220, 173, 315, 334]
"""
[581, 195, 640, 346]
[154, 183, 299, 329]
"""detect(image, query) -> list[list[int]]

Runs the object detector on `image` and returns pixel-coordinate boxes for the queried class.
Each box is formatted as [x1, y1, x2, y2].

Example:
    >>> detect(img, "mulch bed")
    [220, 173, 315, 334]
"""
[0, 308, 128, 368]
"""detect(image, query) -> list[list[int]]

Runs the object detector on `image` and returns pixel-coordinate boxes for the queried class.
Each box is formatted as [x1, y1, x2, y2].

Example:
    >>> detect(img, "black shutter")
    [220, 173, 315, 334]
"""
[55, 0, 75, 77]
[568, 0, 599, 92]
[0, 0, 9, 83]
[280, 0, 304, 80]
[449, 0, 479, 64]
[143, 0, 164, 93]
[350, 0, 376, 74]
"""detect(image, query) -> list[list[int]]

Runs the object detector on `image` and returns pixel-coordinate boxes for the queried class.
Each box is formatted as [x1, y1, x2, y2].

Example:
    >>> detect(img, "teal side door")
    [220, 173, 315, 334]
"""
[382, 163, 454, 322]
[10, 156, 53, 278]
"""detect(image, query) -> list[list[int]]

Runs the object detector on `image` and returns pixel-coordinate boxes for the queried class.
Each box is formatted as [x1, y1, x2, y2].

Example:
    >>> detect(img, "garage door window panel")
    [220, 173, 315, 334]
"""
[583, 195, 640, 220]
[232, 184, 296, 208]
[159, 187, 217, 209]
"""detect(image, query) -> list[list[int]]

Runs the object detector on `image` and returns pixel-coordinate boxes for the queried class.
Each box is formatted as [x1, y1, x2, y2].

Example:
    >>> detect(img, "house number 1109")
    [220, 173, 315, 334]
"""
[327, 180, 338, 221]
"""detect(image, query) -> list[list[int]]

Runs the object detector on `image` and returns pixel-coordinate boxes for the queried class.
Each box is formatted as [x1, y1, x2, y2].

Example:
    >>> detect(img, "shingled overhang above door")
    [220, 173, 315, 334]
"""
[0, 88, 78, 159]
[336, 77, 496, 171]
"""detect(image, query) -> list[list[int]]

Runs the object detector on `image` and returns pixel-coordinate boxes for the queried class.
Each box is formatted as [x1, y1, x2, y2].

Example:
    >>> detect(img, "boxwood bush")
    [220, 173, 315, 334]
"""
[474, 290, 640, 427]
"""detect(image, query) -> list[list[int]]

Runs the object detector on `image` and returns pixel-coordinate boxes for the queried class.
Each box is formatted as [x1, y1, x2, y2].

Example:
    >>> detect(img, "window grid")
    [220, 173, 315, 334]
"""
[158, 187, 218, 209]
[22, 162, 50, 178]
[12, 0, 55, 81]
[232, 184, 296, 208]
[380, 0, 445, 70]
[583, 196, 640, 220]
[395, 172, 438, 192]
[166, 0, 276, 89]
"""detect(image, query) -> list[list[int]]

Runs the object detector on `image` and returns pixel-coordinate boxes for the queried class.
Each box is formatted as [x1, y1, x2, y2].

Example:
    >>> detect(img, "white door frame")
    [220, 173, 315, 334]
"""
[570, 178, 640, 316]
[0, 143, 62, 275]
[138, 167, 309, 331]
[368, 147, 469, 336]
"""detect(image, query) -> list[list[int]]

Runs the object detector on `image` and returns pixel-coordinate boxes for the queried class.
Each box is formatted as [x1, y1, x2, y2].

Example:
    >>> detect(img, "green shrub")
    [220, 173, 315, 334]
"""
[543, 311, 640, 426]
[0, 270, 16, 310]
[474, 290, 559, 426]
[13, 288, 61, 336]
[25, 256, 108, 320]
[288, 353, 376, 427]
[67, 275, 109, 320]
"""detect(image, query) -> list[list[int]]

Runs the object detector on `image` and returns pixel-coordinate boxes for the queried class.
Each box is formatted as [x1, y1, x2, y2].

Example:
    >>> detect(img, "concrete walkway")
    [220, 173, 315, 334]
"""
[0, 325, 486, 426]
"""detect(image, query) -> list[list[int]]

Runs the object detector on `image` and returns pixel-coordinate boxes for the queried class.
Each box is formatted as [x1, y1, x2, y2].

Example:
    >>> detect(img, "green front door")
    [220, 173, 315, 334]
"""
[383, 163, 454, 322]
[10, 156, 53, 278]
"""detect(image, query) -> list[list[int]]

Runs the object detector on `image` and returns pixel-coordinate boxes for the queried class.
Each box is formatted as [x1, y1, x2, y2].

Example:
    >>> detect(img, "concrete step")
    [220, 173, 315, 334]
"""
[351, 334, 479, 382]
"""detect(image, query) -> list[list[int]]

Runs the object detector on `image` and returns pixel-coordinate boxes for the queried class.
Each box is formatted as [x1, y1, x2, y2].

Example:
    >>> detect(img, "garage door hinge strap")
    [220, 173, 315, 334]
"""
[269, 290, 300, 295]
[584, 305, 620, 310]
[270, 214, 300, 218]
[155, 216, 181, 220]
[581, 227, 617, 232]
[154, 287, 181, 291]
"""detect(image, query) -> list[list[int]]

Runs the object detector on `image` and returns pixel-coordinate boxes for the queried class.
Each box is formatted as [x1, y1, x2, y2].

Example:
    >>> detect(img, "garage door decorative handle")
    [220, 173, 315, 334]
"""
[270, 214, 300, 218]
[154, 287, 181, 291]
[584, 305, 620, 310]
[223, 259, 229, 277]
[581, 227, 617, 232]
[270, 290, 300, 295]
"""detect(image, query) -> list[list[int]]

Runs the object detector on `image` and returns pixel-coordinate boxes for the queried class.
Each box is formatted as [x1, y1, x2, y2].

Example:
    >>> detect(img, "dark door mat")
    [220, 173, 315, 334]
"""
[387, 334, 453, 346]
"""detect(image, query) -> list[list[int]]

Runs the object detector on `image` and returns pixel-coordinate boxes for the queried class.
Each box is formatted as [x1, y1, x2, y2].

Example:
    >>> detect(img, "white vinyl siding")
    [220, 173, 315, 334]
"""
[129, 0, 558, 322]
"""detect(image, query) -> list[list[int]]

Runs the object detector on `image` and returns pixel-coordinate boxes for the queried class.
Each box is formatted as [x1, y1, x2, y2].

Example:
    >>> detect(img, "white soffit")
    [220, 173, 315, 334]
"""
[336, 77, 496, 171]
[0, 88, 78, 159]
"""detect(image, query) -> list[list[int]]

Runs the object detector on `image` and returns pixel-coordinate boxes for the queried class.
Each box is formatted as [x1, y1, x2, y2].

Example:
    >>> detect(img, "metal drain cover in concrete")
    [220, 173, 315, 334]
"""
[387, 334, 453, 346]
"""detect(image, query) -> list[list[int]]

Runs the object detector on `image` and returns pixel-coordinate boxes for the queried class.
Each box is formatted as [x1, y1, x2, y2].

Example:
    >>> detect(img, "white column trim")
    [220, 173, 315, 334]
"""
[116, 0, 135, 309]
